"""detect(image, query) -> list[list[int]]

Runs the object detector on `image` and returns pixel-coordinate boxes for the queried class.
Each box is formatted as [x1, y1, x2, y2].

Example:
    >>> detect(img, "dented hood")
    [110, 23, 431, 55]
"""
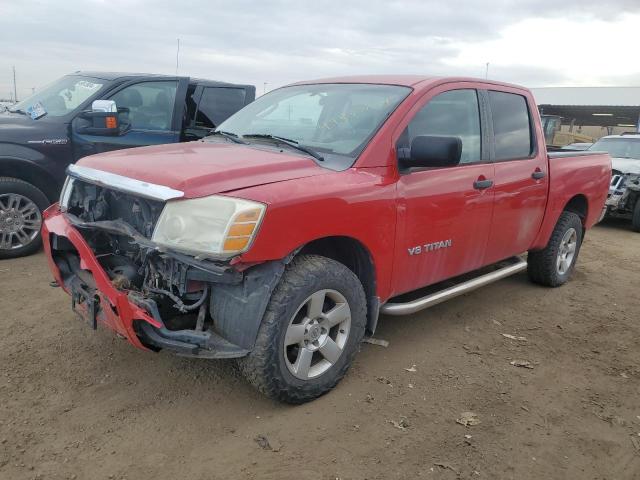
[77, 141, 329, 198]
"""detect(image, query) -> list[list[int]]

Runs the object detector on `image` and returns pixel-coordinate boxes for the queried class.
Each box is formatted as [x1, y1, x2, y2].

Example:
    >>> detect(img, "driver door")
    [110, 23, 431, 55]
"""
[391, 86, 495, 296]
[71, 78, 189, 160]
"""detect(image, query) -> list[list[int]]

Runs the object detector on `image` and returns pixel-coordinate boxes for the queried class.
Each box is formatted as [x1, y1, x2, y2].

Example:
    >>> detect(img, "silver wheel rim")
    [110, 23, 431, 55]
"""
[284, 289, 351, 380]
[0, 193, 42, 251]
[556, 228, 577, 275]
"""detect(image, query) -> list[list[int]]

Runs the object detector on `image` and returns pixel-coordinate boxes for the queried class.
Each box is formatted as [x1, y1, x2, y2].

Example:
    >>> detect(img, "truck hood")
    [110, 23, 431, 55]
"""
[611, 157, 640, 175]
[0, 111, 51, 136]
[78, 141, 330, 198]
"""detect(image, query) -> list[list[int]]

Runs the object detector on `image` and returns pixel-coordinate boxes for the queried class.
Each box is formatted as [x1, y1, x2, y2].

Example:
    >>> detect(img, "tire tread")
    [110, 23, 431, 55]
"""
[238, 254, 366, 404]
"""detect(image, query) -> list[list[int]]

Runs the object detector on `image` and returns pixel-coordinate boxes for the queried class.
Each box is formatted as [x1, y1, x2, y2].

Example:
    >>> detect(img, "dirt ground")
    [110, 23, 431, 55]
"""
[1, 218, 639, 480]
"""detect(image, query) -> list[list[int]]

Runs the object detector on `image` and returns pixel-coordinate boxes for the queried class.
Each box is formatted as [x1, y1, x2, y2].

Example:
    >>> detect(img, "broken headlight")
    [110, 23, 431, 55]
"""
[152, 195, 265, 257]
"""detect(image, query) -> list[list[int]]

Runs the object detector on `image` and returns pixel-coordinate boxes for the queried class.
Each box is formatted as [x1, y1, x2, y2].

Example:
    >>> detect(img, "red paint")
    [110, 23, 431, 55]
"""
[43, 76, 611, 347]
[43, 205, 160, 350]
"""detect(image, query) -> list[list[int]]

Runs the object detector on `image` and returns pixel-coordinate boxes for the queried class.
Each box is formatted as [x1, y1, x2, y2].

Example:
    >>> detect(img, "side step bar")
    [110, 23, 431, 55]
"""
[380, 257, 528, 316]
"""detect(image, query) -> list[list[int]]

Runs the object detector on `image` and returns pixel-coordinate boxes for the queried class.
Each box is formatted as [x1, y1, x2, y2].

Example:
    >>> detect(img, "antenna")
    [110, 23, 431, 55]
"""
[12, 66, 17, 103]
[175, 38, 180, 75]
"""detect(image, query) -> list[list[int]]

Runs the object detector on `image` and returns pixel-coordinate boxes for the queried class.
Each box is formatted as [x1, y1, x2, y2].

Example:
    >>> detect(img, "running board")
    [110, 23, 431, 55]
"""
[380, 257, 528, 316]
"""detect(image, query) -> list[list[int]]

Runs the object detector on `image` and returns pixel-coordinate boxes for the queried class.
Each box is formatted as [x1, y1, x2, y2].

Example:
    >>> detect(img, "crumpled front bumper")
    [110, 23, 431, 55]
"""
[42, 204, 162, 351]
[42, 204, 251, 358]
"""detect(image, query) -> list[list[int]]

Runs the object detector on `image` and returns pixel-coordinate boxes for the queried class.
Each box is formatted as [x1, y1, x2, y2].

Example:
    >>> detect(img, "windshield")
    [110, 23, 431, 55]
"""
[590, 137, 640, 160]
[215, 83, 411, 169]
[9, 75, 105, 118]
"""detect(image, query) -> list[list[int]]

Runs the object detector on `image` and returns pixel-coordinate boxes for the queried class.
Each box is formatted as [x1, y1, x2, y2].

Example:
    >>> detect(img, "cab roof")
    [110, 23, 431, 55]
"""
[291, 75, 527, 91]
[71, 71, 253, 89]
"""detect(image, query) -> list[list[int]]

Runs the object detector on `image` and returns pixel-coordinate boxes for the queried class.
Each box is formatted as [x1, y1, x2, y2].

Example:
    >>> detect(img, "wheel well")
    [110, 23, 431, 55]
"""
[563, 194, 588, 224]
[298, 236, 378, 333]
[0, 159, 60, 202]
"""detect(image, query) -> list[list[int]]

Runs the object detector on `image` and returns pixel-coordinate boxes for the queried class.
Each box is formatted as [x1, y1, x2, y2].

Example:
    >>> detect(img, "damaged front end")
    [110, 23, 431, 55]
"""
[606, 172, 640, 217]
[44, 167, 284, 359]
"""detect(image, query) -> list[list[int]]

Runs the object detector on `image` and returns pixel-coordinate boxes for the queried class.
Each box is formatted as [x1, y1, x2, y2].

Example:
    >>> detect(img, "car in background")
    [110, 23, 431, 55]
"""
[589, 133, 640, 230]
[561, 142, 593, 151]
[0, 72, 255, 258]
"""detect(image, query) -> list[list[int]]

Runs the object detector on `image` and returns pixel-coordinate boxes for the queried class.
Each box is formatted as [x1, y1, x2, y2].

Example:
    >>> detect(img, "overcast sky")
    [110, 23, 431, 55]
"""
[1, 0, 639, 100]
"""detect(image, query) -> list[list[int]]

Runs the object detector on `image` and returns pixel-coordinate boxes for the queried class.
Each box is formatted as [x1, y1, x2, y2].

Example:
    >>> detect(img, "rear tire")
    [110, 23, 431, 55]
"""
[0, 177, 49, 259]
[238, 254, 367, 404]
[527, 211, 583, 287]
[631, 199, 640, 232]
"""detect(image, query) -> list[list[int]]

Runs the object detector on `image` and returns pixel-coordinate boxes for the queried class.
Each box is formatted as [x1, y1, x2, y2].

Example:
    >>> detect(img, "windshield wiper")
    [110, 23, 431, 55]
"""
[242, 134, 324, 162]
[207, 130, 247, 144]
[7, 108, 26, 115]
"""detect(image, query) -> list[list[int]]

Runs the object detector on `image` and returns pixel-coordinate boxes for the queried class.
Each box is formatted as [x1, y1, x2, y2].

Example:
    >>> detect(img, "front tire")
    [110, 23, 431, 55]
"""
[0, 177, 49, 259]
[238, 255, 367, 404]
[527, 211, 583, 287]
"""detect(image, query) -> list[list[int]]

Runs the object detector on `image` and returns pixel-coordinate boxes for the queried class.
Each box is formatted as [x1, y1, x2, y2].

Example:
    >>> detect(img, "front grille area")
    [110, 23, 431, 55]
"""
[65, 179, 165, 238]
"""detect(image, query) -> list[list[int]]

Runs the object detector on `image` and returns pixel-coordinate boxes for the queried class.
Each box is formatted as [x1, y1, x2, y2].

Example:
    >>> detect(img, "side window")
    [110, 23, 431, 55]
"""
[110, 81, 177, 131]
[489, 91, 533, 160]
[401, 89, 481, 165]
[195, 87, 247, 128]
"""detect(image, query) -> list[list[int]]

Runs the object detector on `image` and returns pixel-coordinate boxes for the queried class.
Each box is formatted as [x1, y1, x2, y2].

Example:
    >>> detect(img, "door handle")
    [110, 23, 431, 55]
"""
[473, 179, 493, 190]
[532, 170, 546, 180]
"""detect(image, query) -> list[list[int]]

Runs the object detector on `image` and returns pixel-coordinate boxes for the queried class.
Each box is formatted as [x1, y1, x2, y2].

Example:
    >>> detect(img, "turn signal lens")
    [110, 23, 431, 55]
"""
[223, 237, 250, 252]
[234, 210, 261, 222]
[228, 223, 256, 236]
[105, 116, 118, 129]
[222, 207, 264, 253]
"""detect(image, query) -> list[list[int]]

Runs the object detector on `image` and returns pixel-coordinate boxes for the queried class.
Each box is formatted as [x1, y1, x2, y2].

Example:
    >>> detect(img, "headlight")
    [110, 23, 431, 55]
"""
[59, 177, 75, 211]
[152, 195, 265, 257]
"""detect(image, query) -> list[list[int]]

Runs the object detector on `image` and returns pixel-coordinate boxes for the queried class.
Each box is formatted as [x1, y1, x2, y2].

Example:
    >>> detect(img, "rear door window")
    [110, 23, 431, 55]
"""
[488, 91, 533, 160]
[195, 87, 247, 128]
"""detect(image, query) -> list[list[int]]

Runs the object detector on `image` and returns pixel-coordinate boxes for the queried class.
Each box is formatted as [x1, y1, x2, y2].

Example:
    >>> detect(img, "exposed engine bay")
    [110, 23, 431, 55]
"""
[52, 179, 285, 358]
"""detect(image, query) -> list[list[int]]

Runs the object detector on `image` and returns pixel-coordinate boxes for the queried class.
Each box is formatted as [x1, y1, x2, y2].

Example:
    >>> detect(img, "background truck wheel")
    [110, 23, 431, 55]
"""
[527, 211, 583, 287]
[631, 199, 640, 232]
[0, 177, 49, 259]
[238, 254, 367, 404]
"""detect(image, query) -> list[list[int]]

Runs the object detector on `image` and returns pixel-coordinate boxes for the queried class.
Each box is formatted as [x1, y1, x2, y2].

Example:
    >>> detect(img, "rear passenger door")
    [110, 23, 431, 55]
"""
[391, 86, 495, 296]
[481, 90, 548, 265]
[183, 86, 250, 140]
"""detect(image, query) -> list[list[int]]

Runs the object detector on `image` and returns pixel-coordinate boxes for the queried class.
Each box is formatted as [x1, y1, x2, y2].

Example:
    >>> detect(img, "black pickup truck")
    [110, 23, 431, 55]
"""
[0, 72, 255, 258]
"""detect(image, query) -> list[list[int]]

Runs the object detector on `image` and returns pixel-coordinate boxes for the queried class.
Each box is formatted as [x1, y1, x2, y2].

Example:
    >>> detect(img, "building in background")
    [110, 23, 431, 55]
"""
[532, 87, 640, 147]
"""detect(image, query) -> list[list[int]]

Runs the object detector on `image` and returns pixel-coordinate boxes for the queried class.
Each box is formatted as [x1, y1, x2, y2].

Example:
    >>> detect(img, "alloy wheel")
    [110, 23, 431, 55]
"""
[556, 227, 577, 275]
[0, 193, 42, 251]
[284, 289, 352, 380]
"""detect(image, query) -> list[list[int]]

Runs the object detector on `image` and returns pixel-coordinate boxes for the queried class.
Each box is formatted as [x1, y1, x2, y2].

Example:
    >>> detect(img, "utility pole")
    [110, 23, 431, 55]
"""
[175, 38, 180, 75]
[485, 62, 490, 79]
[12, 66, 17, 103]
[263, 82, 268, 95]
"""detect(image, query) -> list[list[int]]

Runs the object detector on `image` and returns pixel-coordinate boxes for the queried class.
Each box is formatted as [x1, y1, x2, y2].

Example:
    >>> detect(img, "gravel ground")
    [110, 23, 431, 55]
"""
[1, 218, 639, 480]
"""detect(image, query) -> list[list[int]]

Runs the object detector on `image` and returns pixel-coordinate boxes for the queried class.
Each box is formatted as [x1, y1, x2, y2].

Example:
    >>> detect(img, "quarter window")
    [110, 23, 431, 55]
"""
[488, 91, 533, 160]
[401, 89, 482, 165]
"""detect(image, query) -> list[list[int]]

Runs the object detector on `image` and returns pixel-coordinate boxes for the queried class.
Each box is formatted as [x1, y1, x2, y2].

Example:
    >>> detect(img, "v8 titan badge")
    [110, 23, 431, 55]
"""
[408, 239, 452, 256]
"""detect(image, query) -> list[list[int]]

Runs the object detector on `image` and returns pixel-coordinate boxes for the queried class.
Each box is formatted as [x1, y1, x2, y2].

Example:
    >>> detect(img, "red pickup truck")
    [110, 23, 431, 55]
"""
[42, 76, 611, 403]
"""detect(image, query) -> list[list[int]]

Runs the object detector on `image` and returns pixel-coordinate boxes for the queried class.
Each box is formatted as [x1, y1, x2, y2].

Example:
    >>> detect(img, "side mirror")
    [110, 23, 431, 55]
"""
[401, 135, 462, 169]
[91, 99, 117, 113]
[76, 100, 120, 136]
